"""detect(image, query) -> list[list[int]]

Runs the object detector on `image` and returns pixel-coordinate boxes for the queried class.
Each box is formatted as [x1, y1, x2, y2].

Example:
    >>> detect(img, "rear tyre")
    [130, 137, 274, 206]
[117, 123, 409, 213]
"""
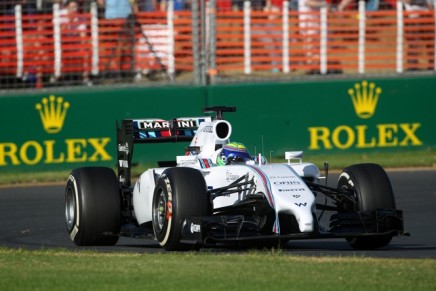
[337, 163, 396, 249]
[152, 167, 209, 251]
[65, 167, 120, 246]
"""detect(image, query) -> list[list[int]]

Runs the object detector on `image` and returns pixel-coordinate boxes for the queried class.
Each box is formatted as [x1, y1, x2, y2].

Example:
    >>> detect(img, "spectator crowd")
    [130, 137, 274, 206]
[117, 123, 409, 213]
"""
[2, 0, 434, 15]
[0, 0, 434, 89]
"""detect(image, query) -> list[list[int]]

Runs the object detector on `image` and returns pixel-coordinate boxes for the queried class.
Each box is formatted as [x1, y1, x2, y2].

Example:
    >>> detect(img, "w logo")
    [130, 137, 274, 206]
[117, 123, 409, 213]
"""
[294, 203, 307, 207]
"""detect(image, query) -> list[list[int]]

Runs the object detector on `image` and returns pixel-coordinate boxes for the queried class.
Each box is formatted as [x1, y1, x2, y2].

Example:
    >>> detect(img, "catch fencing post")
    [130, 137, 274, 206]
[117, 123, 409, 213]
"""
[53, 3, 62, 79]
[167, 0, 175, 81]
[358, 0, 366, 74]
[192, 0, 201, 84]
[91, 2, 99, 76]
[14, 5, 23, 78]
[244, 1, 251, 75]
[433, 0, 436, 72]
[396, 0, 404, 73]
[208, 0, 217, 84]
[282, 1, 290, 73]
[320, 6, 327, 74]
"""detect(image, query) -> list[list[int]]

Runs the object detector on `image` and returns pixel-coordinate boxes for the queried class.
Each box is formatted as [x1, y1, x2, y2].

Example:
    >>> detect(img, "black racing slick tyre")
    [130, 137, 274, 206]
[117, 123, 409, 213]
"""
[152, 167, 209, 251]
[337, 163, 396, 250]
[65, 167, 120, 246]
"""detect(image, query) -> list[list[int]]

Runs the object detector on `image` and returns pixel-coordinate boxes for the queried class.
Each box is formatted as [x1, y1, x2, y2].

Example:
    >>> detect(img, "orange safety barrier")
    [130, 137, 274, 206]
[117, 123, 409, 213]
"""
[214, 8, 435, 74]
[95, 11, 195, 78]
[61, 12, 92, 80]
[173, 11, 195, 72]
[0, 5, 434, 89]
[403, 10, 435, 71]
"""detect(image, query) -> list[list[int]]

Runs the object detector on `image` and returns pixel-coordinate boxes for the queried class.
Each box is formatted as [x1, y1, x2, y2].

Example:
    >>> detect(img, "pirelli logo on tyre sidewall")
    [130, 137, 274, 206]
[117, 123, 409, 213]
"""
[0, 95, 112, 167]
[308, 80, 423, 150]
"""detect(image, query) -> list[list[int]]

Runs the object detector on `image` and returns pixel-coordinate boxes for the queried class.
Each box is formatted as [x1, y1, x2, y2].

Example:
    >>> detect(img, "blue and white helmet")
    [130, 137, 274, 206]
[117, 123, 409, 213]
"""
[216, 142, 252, 166]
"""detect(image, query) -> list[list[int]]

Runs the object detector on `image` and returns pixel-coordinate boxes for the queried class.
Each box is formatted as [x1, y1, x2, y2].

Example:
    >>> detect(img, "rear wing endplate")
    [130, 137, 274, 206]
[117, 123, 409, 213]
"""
[116, 117, 211, 187]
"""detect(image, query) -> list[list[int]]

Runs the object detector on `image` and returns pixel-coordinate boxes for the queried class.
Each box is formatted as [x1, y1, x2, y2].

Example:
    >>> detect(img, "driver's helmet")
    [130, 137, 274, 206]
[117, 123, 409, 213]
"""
[216, 142, 252, 166]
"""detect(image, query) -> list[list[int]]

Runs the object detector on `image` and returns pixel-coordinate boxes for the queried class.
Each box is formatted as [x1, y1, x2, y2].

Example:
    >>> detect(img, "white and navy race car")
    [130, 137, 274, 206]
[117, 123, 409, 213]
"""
[65, 106, 404, 250]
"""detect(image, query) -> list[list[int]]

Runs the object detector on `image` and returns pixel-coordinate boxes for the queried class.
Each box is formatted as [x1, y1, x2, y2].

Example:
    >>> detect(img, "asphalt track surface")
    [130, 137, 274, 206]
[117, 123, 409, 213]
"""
[1, 169, 436, 258]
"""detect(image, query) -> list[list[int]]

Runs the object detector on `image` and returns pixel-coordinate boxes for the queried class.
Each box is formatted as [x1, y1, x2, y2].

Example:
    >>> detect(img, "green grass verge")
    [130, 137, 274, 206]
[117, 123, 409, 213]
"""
[0, 248, 435, 290]
[1, 149, 435, 185]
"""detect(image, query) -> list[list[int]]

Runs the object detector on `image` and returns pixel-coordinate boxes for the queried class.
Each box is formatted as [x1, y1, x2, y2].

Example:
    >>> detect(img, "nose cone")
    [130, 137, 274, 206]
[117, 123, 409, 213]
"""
[297, 211, 314, 232]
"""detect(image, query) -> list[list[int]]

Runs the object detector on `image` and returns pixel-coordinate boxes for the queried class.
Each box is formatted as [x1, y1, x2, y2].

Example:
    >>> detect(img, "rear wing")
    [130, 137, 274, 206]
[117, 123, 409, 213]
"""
[116, 117, 211, 187]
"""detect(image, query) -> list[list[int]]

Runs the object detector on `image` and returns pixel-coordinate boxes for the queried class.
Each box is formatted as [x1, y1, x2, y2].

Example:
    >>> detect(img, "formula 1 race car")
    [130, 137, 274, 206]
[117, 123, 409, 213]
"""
[65, 106, 404, 251]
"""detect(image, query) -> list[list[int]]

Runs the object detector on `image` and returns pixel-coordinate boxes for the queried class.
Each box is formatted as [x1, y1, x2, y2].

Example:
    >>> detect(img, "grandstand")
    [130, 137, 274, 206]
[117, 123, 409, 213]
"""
[0, 0, 434, 89]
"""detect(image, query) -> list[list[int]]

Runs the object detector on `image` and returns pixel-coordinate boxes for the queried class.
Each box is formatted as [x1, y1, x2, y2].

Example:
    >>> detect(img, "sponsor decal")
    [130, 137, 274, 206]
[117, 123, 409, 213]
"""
[159, 176, 173, 246]
[138, 119, 198, 129]
[201, 125, 213, 133]
[119, 160, 129, 168]
[190, 223, 201, 233]
[200, 159, 213, 169]
[278, 188, 305, 192]
[295, 203, 307, 207]
[35, 95, 70, 134]
[225, 171, 239, 182]
[348, 80, 381, 119]
[118, 143, 129, 155]
[308, 81, 423, 150]
[0, 96, 112, 167]
[166, 201, 172, 220]
[269, 175, 295, 179]
[164, 177, 173, 220]
[274, 181, 301, 185]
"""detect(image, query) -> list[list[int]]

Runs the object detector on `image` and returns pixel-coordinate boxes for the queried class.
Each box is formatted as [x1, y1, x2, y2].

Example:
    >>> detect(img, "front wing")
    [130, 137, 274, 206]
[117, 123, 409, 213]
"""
[179, 209, 405, 247]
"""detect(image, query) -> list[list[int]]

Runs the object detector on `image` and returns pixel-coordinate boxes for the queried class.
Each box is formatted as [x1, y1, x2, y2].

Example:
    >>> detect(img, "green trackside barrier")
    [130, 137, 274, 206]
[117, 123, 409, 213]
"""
[0, 75, 435, 172]
[207, 76, 436, 158]
[0, 86, 207, 172]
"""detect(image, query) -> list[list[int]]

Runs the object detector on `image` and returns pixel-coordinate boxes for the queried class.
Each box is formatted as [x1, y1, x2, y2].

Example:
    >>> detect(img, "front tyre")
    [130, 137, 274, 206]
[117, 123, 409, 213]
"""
[152, 167, 209, 251]
[337, 163, 396, 249]
[65, 167, 120, 246]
